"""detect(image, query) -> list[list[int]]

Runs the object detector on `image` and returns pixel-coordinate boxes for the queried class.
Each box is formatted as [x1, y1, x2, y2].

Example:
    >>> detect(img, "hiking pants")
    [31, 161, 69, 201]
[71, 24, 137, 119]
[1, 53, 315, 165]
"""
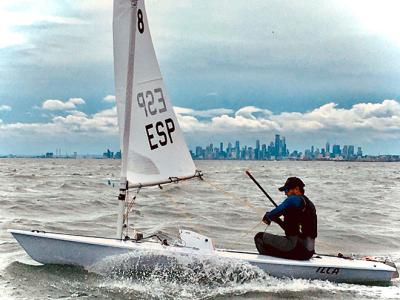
[254, 232, 314, 260]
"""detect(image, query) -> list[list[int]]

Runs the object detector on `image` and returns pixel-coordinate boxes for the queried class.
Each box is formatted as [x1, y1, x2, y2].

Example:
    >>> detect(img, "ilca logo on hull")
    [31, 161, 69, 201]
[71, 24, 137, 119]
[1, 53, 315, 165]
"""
[316, 267, 340, 275]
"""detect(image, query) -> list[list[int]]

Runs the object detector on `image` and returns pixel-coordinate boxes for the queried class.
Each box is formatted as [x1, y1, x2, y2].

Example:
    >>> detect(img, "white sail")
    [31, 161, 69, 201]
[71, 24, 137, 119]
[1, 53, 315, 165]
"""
[113, 0, 196, 188]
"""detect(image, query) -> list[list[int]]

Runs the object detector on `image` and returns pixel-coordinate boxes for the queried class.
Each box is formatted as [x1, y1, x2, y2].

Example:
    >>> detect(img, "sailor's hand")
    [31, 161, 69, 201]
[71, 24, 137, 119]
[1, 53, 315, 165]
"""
[262, 214, 271, 225]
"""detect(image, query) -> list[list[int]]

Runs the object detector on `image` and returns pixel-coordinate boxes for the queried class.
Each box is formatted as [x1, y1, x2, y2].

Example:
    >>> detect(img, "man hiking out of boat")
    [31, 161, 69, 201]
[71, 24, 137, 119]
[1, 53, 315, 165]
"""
[254, 177, 317, 260]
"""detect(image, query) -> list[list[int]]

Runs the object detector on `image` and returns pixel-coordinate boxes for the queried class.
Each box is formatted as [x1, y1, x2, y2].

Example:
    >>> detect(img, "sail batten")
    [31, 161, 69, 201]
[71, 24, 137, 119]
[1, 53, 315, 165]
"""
[113, 0, 196, 187]
[137, 78, 163, 85]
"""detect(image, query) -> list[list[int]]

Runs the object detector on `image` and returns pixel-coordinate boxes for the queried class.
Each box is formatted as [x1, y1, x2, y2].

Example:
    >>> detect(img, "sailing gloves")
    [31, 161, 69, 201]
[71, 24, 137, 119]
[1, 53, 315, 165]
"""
[262, 213, 271, 225]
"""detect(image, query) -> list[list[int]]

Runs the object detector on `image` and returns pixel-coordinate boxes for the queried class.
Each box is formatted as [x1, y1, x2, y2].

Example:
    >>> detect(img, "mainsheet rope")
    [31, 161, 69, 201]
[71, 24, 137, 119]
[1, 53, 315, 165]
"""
[121, 177, 340, 256]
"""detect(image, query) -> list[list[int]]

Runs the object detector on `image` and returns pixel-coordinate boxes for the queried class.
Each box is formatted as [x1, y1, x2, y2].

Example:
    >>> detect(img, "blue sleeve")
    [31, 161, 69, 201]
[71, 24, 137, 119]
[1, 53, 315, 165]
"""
[266, 195, 302, 219]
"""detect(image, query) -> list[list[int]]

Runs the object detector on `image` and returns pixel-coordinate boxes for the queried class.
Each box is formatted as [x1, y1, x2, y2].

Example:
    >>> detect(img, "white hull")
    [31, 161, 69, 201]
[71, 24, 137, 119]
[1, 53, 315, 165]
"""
[8, 229, 397, 284]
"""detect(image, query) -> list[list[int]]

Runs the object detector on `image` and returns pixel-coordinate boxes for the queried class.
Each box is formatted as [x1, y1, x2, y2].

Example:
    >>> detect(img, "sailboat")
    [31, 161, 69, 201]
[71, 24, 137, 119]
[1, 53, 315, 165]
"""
[8, 0, 398, 284]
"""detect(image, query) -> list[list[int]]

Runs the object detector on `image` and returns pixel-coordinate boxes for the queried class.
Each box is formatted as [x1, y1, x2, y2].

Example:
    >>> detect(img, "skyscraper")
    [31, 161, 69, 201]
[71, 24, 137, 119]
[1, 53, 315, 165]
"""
[332, 144, 341, 156]
[348, 145, 355, 157]
[255, 139, 260, 160]
[342, 145, 348, 158]
[275, 134, 281, 157]
[326, 142, 330, 153]
[268, 142, 274, 157]
[261, 144, 267, 159]
[227, 142, 232, 158]
[357, 147, 363, 157]
[195, 146, 202, 158]
[282, 137, 287, 157]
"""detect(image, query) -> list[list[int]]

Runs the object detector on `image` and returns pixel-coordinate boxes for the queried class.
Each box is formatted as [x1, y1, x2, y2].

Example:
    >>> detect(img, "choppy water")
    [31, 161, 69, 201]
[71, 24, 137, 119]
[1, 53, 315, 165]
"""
[0, 159, 399, 299]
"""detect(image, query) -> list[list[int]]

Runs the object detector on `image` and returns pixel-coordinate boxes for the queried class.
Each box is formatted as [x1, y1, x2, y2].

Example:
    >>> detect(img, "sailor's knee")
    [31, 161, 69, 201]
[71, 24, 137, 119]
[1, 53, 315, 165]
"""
[254, 232, 264, 243]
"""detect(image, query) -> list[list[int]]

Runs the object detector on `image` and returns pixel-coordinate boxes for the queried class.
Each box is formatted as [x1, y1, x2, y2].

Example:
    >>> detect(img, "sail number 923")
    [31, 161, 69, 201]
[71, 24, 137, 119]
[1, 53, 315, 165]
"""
[137, 88, 176, 151]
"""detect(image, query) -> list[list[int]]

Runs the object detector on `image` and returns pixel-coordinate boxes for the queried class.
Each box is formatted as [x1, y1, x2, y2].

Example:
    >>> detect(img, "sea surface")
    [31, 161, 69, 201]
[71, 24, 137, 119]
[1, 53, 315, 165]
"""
[0, 159, 399, 299]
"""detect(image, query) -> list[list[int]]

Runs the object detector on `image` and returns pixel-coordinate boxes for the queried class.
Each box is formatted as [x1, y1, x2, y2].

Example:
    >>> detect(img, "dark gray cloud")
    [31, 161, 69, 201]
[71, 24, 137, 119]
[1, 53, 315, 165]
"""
[1, 0, 399, 154]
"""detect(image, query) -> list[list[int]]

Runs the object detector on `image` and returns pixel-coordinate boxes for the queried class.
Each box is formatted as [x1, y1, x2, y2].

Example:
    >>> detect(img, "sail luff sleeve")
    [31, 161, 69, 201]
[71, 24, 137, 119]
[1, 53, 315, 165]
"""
[121, 1, 137, 180]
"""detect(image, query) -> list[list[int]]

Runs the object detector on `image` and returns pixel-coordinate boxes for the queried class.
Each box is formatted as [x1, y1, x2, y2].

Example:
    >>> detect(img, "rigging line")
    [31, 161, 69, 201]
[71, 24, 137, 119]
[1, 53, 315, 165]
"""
[123, 187, 141, 237]
[201, 179, 268, 247]
[201, 178, 265, 215]
[127, 188, 140, 216]
[161, 188, 205, 233]
[229, 220, 265, 247]
[123, 187, 141, 223]
[171, 184, 219, 226]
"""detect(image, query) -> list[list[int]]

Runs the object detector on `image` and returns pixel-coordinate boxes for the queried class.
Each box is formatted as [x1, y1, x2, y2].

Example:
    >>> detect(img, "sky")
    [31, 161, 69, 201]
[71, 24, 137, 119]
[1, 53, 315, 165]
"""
[0, 0, 400, 155]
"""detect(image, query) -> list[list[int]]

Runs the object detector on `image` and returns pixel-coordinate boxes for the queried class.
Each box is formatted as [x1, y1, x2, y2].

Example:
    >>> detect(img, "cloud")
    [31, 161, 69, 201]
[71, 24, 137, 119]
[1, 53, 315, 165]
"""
[67, 110, 87, 117]
[103, 95, 116, 103]
[274, 100, 400, 133]
[4, 99, 400, 138]
[2, 0, 400, 123]
[1, 99, 399, 154]
[235, 106, 272, 119]
[51, 106, 117, 134]
[0, 2, 87, 49]
[0, 106, 117, 139]
[42, 97, 85, 110]
[0, 105, 12, 111]
[176, 100, 400, 139]
[174, 107, 234, 118]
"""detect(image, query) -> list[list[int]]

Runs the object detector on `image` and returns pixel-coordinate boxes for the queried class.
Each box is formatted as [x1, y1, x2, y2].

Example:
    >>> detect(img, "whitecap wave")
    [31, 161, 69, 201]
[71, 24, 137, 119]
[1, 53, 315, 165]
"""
[86, 250, 400, 300]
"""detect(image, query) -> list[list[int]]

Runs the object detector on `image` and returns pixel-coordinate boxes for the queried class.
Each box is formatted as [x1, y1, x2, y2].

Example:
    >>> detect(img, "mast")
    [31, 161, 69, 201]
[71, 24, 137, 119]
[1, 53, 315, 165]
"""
[116, 0, 138, 239]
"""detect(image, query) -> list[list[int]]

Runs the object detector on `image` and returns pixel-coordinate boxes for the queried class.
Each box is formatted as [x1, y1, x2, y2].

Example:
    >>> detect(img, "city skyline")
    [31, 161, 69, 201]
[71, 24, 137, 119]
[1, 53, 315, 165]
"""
[4, 133, 400, 161]
[190, 134, 367, 161]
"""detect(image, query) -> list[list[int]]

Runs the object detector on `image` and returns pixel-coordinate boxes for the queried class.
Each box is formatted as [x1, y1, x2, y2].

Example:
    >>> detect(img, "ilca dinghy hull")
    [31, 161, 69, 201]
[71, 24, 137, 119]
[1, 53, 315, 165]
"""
[9, 229, 398, 284]
[7, 0, 399, 287]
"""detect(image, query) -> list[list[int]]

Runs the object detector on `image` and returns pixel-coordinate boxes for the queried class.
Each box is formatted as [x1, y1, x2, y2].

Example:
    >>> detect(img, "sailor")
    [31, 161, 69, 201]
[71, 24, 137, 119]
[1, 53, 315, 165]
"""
[254, 177, 317, 260]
